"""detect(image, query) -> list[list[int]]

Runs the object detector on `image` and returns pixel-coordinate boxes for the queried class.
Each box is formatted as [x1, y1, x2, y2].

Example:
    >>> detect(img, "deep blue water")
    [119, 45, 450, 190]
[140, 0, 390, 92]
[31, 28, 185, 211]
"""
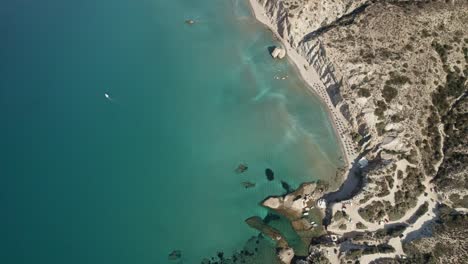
[0, 0, 342, 263]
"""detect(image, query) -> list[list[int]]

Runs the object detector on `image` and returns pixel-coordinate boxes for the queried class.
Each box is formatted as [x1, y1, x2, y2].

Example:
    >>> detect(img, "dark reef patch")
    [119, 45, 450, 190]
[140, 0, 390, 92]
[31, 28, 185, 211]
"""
[265, 168, 274, 181]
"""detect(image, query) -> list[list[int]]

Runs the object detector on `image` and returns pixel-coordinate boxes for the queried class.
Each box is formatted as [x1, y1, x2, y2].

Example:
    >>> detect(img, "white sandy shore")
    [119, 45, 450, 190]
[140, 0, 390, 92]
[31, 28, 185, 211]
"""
[247, 0, 358, 169]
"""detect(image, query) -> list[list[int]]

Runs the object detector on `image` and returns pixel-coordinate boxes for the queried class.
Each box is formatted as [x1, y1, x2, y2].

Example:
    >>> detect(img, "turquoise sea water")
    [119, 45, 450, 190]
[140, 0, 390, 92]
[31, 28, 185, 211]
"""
[0, 0, 342, 263]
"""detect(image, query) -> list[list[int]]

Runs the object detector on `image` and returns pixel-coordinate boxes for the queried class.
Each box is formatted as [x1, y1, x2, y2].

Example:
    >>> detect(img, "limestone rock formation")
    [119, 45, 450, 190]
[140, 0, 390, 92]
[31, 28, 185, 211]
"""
[271, 46, 286, 59]
[245, 216, 289, 248]
[262, 182, 328, 220]
[277, 247, 294, 264]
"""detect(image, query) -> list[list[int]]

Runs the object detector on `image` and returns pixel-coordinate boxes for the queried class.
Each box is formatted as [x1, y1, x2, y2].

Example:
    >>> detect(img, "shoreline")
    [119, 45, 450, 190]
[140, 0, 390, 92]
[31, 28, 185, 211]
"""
[246, 0, 357, 174]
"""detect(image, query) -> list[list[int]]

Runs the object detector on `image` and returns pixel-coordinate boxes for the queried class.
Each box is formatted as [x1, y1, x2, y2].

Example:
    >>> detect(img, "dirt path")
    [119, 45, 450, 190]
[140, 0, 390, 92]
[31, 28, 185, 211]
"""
[325, 163, 440, 263]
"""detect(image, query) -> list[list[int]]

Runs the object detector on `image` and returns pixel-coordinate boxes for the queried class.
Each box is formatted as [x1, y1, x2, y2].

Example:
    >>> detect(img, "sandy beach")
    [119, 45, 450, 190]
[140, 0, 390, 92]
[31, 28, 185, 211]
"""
[247, 0, 358, 170]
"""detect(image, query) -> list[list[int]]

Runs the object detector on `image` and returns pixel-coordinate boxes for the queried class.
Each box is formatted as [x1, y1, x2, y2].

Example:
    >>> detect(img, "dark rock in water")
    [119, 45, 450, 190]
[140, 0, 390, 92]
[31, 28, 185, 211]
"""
[245, 216, 289, 248]
[168, 250, 182, 260]
[185, 19, 195, 25]
[235, 163, 249, 174]
[265, 168, 274, 181]
[281, 180, 293, 193]
[241, 181, 256, 189]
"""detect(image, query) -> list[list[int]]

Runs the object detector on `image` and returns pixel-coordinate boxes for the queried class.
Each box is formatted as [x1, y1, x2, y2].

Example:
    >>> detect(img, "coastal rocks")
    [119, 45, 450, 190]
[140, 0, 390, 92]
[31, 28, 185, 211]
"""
[277, 247, 295, 264]
[263, 197, 282, 210]
[245, 216, 289, 249]
[265, 168, 275, 181]
[271, 46, 286, 59]
[262, 182, 328, 220]
[245, 216, 296, 264]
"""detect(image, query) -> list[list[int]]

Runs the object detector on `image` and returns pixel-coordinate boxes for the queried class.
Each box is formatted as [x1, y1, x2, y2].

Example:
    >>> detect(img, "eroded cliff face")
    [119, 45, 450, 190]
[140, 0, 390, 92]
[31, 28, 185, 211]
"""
[255, 0, 468, 208]
[258, 0, 368, 46]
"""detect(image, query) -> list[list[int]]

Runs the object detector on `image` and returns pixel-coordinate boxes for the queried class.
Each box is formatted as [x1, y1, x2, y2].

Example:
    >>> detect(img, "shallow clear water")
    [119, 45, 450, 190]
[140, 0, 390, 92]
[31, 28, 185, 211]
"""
[0, 0, 342, 263]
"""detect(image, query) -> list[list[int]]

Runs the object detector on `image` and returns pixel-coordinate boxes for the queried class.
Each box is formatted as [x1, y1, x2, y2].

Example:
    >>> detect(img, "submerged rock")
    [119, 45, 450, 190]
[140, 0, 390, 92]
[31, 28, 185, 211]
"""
[265, 168, 275, 181]
[235, 163, 248, 174]
[241, 181, 256, 189]
[168, 250, 182, 261]
[185, 19, 195, 25]
[262, 182, 329, 220]
[245, 216, 288, 249]
[281, 180, 293, 193]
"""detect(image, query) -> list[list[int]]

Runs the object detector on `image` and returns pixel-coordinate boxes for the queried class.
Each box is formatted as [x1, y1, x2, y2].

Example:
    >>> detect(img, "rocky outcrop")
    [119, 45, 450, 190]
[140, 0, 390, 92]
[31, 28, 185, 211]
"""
[257, 0, 369, 46]
[271, 46, 286, 59]
[277, 247, 294, 264]
[245, 216, 294, 263]
[262, 181, 328, 220]
[245, 216, 289, 248]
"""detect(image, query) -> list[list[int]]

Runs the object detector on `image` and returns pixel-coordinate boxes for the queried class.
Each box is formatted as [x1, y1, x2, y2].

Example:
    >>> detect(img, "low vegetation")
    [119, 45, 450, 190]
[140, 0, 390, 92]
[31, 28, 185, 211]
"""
[402, 205, 468, 263]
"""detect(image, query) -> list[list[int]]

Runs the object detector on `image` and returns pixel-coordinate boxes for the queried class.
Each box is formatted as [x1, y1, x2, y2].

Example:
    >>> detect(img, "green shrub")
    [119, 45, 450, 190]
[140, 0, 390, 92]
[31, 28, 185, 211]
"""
[356, 222, 367, 229]
[376, 122, 386, 136]
[374, 100, 387, 120]
[382, 85, 398, 102]
[358, 88, 371, 97]
[333, 210, 345, 222]
[347, 249, 362, 259]
[432, 41, 448, 63]
[386, 73, 411, 86]
[385, 175, 395, 189]
[414, 202, 429, 219]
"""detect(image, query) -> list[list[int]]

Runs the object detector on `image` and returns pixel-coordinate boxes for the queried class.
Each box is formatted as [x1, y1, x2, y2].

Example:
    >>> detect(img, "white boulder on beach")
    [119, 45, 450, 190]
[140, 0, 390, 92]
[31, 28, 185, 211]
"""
[271, 46, 286, 59]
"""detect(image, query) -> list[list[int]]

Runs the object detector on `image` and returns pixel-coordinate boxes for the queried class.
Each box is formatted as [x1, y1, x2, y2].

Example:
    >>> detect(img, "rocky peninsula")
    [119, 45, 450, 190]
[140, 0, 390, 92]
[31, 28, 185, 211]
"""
[245, 0, 468, 263]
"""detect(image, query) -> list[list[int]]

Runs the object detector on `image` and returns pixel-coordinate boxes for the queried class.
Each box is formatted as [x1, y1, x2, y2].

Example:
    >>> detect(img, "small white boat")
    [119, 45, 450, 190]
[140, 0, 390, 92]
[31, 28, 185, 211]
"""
[104, 93, 110, 99]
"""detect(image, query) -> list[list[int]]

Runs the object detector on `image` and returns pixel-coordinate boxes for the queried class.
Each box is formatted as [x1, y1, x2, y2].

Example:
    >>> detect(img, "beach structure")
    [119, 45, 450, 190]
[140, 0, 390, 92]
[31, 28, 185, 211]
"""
[358, 157, 368, 168]
[317, 199, 327, 209]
